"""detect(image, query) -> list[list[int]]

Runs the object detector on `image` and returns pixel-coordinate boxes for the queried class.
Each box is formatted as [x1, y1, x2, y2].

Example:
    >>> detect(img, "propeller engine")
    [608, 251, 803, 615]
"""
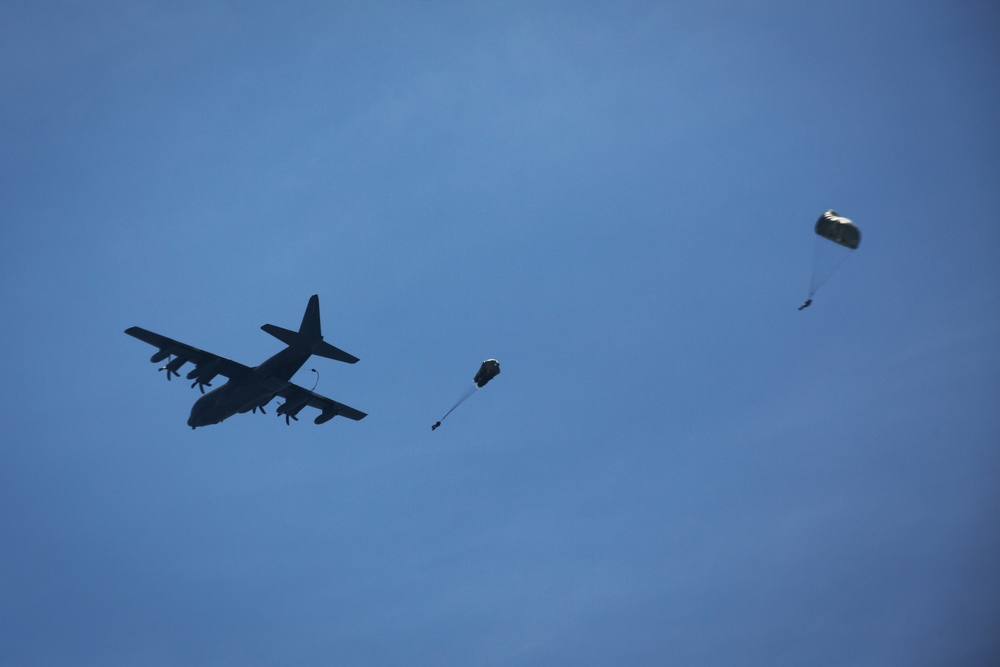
[186, 361, 220, 394]
[158, 356, 187, 380]
[276, 396, 310, 425]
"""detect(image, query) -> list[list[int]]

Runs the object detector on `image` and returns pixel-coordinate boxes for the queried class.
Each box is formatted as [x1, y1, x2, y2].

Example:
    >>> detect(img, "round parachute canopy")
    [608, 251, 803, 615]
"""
[473, 359, 500, 388]
[815, 210, 861, 250]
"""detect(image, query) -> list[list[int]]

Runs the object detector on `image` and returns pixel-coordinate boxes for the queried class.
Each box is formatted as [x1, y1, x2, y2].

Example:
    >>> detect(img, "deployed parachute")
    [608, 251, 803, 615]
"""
[473, 359, 500, 387]
[815, 210, 860, 250]
[806, 210, 861, 302]
[431, 359, 500, 431]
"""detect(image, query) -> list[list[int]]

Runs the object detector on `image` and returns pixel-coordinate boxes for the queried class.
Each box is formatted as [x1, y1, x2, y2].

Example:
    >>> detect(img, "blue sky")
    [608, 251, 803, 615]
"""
[2, 2, 999, 665]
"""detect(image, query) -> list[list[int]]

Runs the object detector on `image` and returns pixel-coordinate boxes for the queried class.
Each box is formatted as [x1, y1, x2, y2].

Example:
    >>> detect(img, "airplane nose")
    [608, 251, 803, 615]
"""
[187, 409, 207, 428]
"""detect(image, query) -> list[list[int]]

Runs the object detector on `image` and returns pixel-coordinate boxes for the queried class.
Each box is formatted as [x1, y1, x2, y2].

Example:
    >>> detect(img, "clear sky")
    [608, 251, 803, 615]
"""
[2, 2, 999, 665]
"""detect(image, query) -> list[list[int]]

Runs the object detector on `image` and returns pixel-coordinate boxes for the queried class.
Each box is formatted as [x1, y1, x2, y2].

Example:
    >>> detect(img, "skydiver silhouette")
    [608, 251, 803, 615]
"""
[798, 299, 812, 311]
[431, 421, 441, 431]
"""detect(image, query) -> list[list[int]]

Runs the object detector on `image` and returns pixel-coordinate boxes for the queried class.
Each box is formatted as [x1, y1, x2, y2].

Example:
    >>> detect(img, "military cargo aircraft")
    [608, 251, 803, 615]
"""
[125, 295, 366, 429]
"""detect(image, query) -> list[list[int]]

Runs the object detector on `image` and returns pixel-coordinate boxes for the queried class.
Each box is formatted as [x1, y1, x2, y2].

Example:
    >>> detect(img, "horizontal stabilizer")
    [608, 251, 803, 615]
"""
[260, 324, 298, 347]
[315, 341, 359, 364]
[260, 323, 359, 363]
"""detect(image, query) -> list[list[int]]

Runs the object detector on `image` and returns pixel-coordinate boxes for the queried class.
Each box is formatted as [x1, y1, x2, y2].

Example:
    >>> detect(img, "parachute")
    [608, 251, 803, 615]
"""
[807, 210, 860, 301]
[431, 359, 500, 431]
[815, 210, 860, 250]
[473, 359, 500, 387]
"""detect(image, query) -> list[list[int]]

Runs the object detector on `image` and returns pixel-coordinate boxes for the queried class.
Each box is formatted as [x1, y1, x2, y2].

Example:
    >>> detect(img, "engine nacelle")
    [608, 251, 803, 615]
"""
[163, 356, 187, 373]
[190, 372, 217, 385]
[150, 349, 171, 364]
[276, 396, 310, 418]
[186, 367, 219, 385]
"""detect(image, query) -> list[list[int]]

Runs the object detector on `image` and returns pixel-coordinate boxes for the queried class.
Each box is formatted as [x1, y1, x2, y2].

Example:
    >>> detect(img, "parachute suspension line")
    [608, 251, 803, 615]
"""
[439, 383, 479, 422]
[808, 234, 853, 298]
[808, 234, 823, 297]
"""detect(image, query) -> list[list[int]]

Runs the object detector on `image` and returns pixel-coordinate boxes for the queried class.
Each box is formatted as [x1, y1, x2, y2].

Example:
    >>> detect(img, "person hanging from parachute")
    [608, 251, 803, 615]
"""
[431, 359, 500, 431]
[800, 210, 860, 310]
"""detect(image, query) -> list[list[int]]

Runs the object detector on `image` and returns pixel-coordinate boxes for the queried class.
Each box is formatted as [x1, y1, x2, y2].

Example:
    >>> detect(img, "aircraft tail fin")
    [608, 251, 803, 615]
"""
[299, 294, 322, 338]
[260, 295, 359, 364]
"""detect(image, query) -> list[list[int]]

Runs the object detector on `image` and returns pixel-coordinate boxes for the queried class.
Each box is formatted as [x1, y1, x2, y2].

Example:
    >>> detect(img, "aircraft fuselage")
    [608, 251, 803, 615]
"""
[187, 346, 311, 428]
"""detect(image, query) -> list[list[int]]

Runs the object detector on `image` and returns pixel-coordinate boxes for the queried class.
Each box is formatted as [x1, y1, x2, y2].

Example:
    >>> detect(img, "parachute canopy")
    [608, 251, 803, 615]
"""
[815, 210, 860, 250]
[474, 359, 500, 388]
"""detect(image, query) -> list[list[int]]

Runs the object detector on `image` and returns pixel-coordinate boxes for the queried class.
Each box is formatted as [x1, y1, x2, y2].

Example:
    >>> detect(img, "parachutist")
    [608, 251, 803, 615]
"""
[798, 299, 812, 311]
[431, 421, 441, 431]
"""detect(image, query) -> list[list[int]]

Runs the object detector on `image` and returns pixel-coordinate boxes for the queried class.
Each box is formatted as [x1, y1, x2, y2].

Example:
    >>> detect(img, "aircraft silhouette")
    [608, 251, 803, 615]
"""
[125, 295, 366, 429]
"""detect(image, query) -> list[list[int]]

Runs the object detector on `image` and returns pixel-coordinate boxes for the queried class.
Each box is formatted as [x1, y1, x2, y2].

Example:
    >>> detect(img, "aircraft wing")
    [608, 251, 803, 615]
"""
[275, 382, 368, 423]
[124, 326, 253, 382]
